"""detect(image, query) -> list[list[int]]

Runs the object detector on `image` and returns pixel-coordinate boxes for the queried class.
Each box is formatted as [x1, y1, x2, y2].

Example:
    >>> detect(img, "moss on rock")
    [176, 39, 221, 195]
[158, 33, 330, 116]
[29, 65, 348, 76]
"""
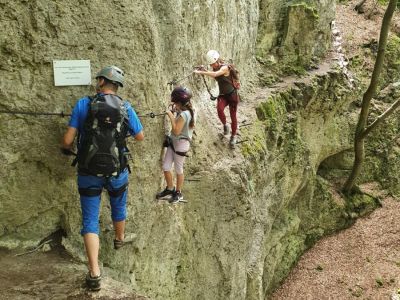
[256, 0, 334, 76]
[382, 35, 400, 84]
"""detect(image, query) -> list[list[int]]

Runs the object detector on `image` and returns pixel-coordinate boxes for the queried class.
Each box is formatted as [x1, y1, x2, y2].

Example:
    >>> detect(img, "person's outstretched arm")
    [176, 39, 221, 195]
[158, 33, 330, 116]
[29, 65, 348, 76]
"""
[194, 65, 229, 78]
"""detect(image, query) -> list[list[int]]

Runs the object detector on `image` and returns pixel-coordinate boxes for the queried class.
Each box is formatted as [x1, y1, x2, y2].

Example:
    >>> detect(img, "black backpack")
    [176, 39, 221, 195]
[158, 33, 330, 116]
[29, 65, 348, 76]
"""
[76, 94, 130, 177]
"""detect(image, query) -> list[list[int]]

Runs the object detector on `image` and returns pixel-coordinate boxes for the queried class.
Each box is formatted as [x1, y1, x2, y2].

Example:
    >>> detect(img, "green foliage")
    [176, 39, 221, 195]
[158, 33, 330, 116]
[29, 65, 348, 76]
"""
[256, 95, 287, 128]
[281, 63, 307, 76]
[289, 2, 319, 19]
[240, 123, 268, 159]
[377, 0, 400, 8]
[385, 35, 400, 81]
[346, 192, 380, 217]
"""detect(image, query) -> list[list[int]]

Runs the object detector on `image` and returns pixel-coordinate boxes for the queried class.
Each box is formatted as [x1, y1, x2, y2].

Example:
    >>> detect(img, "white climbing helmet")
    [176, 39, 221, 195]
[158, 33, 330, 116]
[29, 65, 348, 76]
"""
[206, 50, 220, 65]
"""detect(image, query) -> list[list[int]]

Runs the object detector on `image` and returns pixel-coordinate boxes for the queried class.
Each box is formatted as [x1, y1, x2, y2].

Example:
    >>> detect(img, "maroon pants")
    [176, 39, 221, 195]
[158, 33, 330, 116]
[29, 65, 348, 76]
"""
[217, 90, 239, 135]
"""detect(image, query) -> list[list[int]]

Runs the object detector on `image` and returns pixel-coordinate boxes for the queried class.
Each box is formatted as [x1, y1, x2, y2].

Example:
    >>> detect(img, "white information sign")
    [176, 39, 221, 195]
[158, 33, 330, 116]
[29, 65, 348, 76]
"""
[53, 60, 91, 86]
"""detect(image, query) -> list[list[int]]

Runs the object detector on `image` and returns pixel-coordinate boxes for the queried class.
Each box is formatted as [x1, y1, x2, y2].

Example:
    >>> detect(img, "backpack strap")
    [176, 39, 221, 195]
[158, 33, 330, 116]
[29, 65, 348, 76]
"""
[71, 156, 78, 167]
[227, 65, 240, 90]
[71, 95, 95, 168]
[117, 100, 132, 174]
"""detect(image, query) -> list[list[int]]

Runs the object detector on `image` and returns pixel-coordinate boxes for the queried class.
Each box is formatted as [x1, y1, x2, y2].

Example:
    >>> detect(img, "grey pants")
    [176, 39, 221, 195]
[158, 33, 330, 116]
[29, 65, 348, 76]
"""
[162, 139, 190, 175]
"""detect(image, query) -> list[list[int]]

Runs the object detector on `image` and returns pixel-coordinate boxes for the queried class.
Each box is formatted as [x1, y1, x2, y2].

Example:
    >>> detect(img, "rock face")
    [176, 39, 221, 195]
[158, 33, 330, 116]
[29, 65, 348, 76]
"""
[0, 0, 259, 245]
[1, 1, 398, 300]
[257, 0, 335, 72]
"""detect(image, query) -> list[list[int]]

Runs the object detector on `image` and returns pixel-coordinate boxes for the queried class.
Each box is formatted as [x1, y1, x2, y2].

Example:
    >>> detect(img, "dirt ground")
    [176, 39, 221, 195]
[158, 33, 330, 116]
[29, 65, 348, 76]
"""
[271, 184, 400, 300]
[0, 245, 147, 299]
[1, 1, 399, 300]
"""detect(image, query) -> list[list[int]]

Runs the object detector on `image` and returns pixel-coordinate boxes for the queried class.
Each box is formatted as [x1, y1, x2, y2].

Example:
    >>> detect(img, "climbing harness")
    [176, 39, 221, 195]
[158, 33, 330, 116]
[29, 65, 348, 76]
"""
[162, 135, 189, 157]
[0, 109, 71, 117]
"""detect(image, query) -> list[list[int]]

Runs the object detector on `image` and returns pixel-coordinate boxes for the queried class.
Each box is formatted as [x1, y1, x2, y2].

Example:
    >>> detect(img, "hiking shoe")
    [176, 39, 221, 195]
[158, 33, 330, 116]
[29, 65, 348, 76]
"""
[156, 187, 175, 199]
[229, 135, 237, 148]
[114, 233, 136, 250]
[85, 272, 101, 291]
[223, 124, 230, 135]
[169, 190, 183, 203]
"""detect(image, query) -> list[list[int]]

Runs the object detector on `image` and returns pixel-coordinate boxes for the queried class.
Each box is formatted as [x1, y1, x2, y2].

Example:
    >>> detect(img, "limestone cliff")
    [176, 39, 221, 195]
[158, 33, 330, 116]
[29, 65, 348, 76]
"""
[257, 0, 335, 72]
[1, 1, 398, 300]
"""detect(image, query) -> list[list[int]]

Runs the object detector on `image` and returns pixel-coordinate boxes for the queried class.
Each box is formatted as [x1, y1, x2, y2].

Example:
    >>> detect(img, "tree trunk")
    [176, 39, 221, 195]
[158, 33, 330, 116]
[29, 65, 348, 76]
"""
[342, 0, 398, 194]
[361, 98, 400, 139]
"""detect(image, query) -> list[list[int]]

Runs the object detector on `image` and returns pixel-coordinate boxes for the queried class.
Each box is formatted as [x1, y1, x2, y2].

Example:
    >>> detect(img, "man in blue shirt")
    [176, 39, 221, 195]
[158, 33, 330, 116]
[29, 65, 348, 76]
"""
[62, 66, 144, 291]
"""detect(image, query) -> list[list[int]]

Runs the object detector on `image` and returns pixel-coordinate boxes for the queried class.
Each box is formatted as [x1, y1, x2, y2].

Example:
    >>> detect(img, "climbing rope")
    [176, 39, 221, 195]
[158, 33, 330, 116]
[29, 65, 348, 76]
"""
[167, 67, 217, 101]
[0, 109, 71, 117]
[167, 71, 194, 86]
[235, 139, 249, 144]
[0, 109, 167, 119]
[201, 75, 217, 101]
[137, 112, 167, 118]
[14, 239, 53, 257]
[192, 65, 217, 101]
[240, 122, 253, 128]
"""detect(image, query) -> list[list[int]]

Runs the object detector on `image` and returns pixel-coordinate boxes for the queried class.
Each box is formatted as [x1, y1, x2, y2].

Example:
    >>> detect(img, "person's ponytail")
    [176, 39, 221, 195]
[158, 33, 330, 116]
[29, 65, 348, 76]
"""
[183, 102, 195, 128]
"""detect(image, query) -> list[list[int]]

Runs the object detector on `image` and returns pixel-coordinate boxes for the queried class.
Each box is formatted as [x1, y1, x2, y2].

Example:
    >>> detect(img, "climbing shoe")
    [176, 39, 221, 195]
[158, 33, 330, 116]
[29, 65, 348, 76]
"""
[229, 135, 237, 148]
[85, 272, 101, 291]
[169, 190, 183, 203]
[156, 187, 175, 199]
[223, 124, 230, 135]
